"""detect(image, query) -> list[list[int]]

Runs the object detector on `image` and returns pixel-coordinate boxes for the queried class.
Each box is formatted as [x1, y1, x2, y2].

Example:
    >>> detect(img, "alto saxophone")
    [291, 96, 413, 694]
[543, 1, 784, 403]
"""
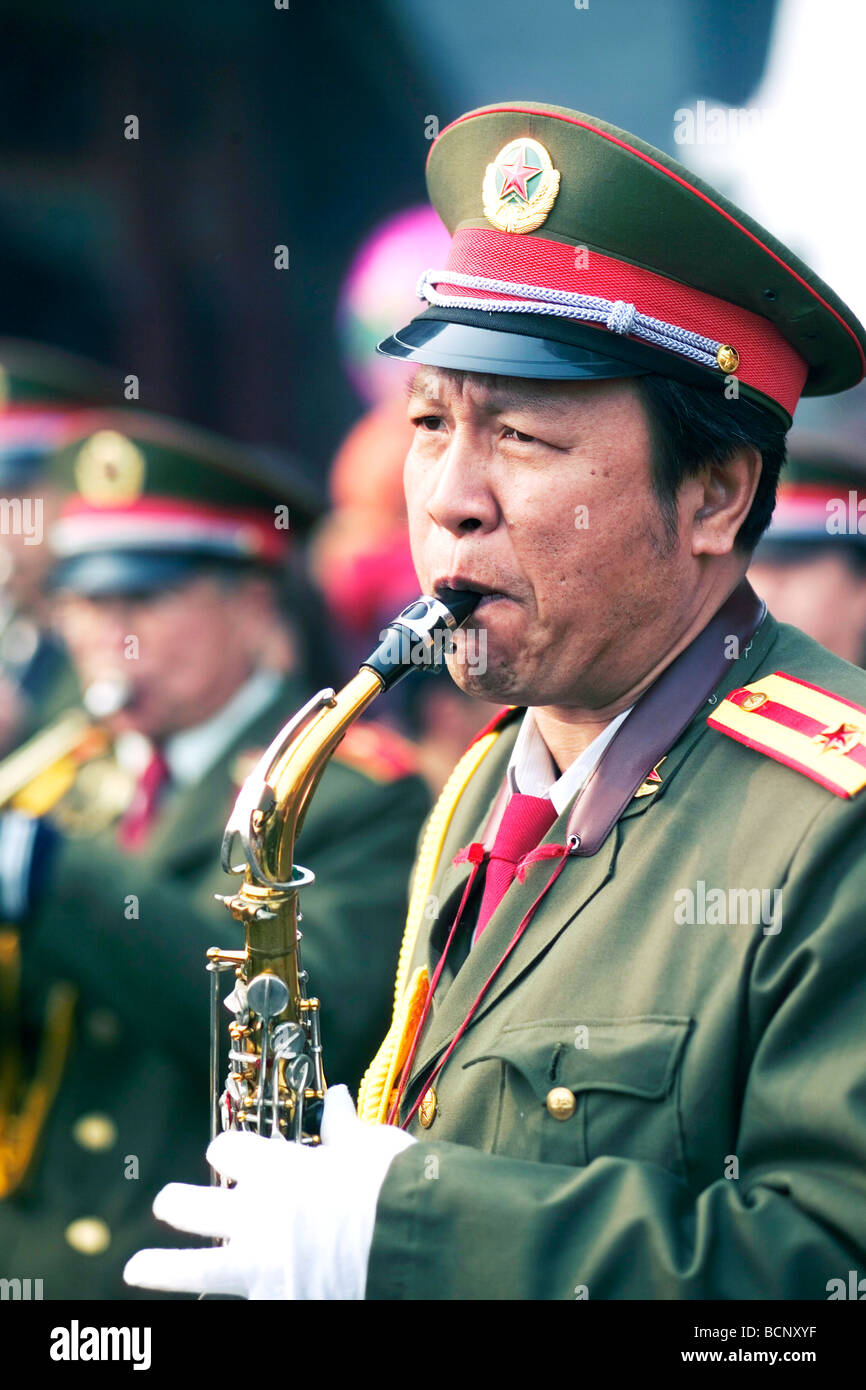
[209, 590, 478, 1147]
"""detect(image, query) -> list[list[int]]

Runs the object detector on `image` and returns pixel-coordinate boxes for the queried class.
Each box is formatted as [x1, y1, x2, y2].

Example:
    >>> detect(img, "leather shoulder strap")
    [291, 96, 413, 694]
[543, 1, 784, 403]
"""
[567, 580, 765, 855]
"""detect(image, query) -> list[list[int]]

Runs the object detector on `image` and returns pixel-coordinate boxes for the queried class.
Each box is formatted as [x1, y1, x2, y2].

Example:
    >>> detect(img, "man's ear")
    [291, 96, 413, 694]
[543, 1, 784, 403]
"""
[690, 446, 762, 558]
[238, 575, 296, 670]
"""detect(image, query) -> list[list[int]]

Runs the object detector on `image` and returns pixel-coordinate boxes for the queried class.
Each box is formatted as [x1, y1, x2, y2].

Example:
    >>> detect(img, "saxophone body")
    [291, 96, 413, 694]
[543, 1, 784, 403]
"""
[210, 590, 478, 1146]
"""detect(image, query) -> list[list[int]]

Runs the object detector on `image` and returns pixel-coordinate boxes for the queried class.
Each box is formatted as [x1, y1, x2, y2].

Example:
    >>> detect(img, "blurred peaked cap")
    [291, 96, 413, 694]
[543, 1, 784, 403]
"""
[377, 100, 866, 425]
[0, 338, 122, 487]
[44, 409, 325, 595]
[0, 339, 121, 408]
[784, 428, 866, 486]
[758, 425, 866, 551]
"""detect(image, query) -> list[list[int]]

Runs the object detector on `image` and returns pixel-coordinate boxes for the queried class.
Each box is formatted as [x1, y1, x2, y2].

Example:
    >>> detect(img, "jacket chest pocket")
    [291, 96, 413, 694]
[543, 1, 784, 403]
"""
[464, 1016, 692, 1179]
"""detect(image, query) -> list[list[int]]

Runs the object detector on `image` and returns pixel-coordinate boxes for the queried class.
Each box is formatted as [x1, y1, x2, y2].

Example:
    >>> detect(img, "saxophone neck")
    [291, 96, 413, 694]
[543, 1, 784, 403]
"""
[264, 667, 384, 879]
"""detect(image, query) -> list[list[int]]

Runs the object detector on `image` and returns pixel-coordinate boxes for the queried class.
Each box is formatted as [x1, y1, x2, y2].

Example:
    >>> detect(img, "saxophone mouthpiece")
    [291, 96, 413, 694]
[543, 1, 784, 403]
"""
[361, 590, 482, 690]
[435, 586, 484, 626]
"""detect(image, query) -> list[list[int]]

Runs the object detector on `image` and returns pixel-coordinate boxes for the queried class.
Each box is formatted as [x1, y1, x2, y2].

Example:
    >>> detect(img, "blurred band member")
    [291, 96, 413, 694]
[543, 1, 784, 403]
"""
[0, 411, 429, 1299]
[0, 341, 121, 752]
[749, 431, 866, 664]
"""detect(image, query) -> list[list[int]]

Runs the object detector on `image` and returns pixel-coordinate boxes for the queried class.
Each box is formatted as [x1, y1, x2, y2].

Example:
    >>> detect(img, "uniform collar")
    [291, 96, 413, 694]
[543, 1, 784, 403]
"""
[507, 705, 633, 815]
[162, 668, 284, 788]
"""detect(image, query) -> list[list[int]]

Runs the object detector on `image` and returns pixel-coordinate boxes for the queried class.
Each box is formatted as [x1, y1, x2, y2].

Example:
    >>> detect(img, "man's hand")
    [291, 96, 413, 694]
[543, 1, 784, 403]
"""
[122, 1085, 415, 1300]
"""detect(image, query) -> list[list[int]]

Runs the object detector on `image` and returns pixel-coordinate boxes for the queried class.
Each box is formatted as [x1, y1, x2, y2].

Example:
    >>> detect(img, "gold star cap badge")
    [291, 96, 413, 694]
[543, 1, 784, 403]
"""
[74, 430, 146, 506]
[482, 137, 560, 234]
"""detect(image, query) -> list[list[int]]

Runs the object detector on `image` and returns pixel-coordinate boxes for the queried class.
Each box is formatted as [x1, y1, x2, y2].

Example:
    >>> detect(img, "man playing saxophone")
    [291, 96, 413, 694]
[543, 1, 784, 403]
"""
[0, 409, 430, 1298]
[127, 101, 866, 1302]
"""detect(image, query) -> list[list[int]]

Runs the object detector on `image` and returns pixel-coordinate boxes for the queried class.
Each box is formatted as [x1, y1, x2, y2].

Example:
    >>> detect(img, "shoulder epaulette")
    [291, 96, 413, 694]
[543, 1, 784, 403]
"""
[707, 671, 866, 797]
[334, 720, 421, 783]
[467, 705, 523, 748]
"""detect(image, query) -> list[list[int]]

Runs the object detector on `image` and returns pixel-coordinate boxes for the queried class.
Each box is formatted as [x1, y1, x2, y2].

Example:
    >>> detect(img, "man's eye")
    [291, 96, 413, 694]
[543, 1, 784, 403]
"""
[411, 415, 444, 431]
[502, 427, 536, 443]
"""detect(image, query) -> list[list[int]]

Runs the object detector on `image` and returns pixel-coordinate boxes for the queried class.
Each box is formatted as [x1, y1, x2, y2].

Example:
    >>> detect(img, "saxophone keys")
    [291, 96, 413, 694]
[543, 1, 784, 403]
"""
[246, 973, 290, 1020]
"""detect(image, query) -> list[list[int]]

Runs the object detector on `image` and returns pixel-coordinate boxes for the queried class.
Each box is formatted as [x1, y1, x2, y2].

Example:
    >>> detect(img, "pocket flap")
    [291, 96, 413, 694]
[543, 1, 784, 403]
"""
[466, 1016, 693, 1101]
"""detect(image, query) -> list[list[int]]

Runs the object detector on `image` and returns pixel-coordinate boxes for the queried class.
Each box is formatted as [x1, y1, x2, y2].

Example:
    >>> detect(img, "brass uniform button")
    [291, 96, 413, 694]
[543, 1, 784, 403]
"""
[418, 1087, 437, 1128]
[72, 1113, 118, 1152]
[84, 1008, 120, 1046]
[546, 1086, 576, 1121]
[716, 344, 739, 373]
[741, 691, 768, 712]
[65, 1217, 111, 1255]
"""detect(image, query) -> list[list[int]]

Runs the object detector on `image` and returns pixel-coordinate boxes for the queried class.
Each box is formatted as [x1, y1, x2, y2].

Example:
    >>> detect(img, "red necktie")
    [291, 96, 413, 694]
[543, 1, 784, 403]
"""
[473, 792, 557, 943]
[117, 749, 170, 851]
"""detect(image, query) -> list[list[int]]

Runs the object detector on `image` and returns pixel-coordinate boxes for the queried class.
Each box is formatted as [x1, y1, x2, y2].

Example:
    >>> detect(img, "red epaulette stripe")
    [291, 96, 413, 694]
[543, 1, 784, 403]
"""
[710, 726, 858, 798]
[724, 689, 866, 771]
[336, 722, 421, 781]
[467, 705, 522, 748]
[708, 672, 866, 797]
[439, 228, 807, 416]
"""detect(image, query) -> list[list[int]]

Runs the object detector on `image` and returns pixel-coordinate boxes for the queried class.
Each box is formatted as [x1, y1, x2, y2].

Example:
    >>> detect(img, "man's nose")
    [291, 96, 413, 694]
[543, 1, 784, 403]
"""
[86, 600, 141, 645]
[425, 432, 499, 537]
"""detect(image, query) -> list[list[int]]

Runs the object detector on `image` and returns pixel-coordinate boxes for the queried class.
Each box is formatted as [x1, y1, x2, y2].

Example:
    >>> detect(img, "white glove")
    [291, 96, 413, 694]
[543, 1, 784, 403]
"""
[123, 1085, 416, 1300]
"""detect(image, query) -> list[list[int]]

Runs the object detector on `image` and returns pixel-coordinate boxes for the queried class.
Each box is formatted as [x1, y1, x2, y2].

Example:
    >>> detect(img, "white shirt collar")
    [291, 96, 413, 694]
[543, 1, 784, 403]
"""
[507, 705, 633, 816]
[161, 668, 284, 788]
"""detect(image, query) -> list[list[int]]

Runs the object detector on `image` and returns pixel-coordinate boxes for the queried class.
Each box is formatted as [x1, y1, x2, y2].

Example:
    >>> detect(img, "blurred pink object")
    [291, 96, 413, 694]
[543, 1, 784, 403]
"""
[313, 401, 417, 641]
[337, 206, 451, 407]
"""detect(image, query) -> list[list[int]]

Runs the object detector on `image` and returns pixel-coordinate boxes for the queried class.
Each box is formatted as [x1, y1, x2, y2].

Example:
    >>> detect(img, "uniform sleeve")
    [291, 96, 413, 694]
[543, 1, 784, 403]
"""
[22, 834, 242, 1072]
[366, 791, 866, 1299]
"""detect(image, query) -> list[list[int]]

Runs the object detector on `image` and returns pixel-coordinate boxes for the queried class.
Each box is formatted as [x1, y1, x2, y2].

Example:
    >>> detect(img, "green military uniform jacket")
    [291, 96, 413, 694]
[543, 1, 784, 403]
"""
[2, 673, 429, 1299]
[366, 614, 866, 1300]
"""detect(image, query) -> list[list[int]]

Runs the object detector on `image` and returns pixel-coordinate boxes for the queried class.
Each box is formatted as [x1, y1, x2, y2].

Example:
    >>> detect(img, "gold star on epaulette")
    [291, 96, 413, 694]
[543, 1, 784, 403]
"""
[812, 722, 864, 756]
[708, 671, 866, 797]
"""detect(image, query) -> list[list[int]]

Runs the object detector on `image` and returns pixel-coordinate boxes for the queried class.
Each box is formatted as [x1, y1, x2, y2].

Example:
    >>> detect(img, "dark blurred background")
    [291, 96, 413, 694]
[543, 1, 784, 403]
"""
[0, 1, 437, 466]
[0, 0, 796, 478]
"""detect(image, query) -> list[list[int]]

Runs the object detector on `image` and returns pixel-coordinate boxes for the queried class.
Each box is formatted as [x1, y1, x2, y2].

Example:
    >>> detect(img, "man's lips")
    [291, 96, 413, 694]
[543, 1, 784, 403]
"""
[473, 593, 511, 611]
[433, 577, 516, 607]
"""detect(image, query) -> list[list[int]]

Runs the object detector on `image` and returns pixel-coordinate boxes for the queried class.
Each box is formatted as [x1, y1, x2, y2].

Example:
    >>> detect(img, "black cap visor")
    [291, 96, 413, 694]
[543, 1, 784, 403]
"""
[48, 551, 259, 599]
[378, 306, 724, 388]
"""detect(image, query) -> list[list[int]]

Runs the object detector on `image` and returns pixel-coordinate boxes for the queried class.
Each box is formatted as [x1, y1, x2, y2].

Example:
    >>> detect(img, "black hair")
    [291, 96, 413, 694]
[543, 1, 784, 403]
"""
[635, 375, 789, 553]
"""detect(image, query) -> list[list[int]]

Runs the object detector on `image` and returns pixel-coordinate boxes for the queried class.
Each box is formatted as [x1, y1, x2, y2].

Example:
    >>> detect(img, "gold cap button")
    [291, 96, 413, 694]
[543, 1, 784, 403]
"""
[65, 1217, 111, 1255]
[72, 1113, 117, 1152]
[418, 1087, 437, 1128]
[716, 344, 739, 373]
[546, 1086, 576, 1121]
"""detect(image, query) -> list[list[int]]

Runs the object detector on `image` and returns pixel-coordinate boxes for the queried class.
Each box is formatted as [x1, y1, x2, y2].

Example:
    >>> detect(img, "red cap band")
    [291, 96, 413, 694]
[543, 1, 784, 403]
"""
[436, 228, 808, 416]
[55, 494, 288, 563]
